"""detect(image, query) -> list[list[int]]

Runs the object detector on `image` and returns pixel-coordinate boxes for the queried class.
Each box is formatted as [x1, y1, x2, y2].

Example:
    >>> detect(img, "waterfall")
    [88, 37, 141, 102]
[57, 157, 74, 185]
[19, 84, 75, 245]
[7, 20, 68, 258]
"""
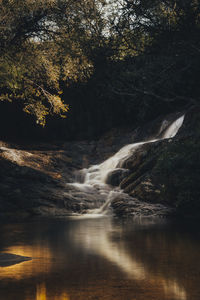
[69, 115, 185, 215]
[162, 115, 184, 139]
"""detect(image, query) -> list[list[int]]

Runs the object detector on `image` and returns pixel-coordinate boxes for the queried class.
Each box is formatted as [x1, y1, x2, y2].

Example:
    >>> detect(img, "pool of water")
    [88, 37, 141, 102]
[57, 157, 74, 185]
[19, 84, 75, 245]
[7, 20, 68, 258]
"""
[0, 216, 200, 300]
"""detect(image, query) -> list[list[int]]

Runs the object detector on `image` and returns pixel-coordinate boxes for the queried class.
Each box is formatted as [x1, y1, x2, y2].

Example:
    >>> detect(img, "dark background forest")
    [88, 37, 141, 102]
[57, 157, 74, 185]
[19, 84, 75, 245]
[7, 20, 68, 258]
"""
[0, 0, 200, 141]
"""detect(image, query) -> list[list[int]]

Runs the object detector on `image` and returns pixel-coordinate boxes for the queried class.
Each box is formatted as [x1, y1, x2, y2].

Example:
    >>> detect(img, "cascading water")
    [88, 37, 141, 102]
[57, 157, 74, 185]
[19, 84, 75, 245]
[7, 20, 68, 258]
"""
[162, 115, 184, 139]
[69, 115, 185, 215]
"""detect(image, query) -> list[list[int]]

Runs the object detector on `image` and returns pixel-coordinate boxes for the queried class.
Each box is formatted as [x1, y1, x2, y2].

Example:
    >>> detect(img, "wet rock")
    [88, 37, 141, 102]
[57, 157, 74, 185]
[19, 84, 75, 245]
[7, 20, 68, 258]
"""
[111, 193, 172, 217]
[129, 176, 163, 203]
[106, 168, 130, 186]
[115, 107, 200, 217]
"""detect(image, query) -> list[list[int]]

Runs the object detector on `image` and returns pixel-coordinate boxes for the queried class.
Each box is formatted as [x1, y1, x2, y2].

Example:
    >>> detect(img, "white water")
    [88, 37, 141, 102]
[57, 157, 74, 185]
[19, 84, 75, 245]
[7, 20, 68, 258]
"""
[162, 115, 184, 139]
[70, 115, 185, 215]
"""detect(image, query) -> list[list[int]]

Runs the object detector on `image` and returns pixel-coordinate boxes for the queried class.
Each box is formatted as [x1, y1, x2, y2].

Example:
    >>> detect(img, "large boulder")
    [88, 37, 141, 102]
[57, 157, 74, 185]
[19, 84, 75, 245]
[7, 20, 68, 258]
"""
[106, 168, 130, 186]
[111, 106, 200, 217]
[111, 193, 172, 217]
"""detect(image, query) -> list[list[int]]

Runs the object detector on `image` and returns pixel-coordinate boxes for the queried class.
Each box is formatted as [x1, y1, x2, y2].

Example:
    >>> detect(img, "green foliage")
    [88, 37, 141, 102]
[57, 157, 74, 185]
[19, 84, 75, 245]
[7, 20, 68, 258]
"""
[1, 0, 200, 133]
[0, 0, 109, 125]
[0, 44, 70, 125]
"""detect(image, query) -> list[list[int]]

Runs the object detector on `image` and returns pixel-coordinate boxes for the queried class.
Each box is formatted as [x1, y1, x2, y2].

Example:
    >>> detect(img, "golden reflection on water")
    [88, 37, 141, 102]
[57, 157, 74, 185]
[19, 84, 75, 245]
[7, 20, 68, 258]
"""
[0, 218, 193, 300]
[35, 283, 70, 300]
[36, 283, 47, 300]
[0, 244, 52, 280]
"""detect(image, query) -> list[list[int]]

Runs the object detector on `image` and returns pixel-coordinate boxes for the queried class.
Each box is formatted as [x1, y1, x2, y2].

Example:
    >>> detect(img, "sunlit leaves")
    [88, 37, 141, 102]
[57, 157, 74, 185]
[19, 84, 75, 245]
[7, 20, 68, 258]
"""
[24, 101, 49, 127]
[0, 0, 114, 125]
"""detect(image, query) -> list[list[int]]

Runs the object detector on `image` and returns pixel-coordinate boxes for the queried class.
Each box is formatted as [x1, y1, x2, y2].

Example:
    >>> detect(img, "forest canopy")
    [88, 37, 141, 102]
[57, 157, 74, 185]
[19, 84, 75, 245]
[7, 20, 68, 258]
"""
[0, 0, 108, 125]
[0, 0, 200, 131]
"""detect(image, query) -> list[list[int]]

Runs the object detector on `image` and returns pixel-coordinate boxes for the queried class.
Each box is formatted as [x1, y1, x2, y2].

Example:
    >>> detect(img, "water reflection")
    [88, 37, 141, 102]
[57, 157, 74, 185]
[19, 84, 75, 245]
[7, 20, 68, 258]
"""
[0, 217, 200, 300]
[68, 217, 186, 300]
[35, 283, 70, 300]
[0, 244, 52, 280]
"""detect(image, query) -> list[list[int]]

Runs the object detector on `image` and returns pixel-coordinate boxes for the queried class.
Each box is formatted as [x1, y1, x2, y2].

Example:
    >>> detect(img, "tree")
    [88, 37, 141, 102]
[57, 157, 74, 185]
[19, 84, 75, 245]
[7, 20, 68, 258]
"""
[0, 0, 109, 125]
[107, 0, 200, 119]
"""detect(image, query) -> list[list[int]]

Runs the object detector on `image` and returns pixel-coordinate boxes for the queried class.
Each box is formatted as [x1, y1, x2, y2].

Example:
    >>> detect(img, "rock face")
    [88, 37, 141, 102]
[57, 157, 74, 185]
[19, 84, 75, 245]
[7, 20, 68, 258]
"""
[119, 141, 166, 202]
[0, 140, 108, 219]
[110, 193, 173, 217]
[106, 168, 130, 186]
[0, 131, 141, 219]
[112, 106, 200, 217]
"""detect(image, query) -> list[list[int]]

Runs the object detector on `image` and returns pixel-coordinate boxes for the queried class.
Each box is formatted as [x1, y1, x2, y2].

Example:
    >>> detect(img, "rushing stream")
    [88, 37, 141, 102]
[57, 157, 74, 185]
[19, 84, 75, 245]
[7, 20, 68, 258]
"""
[69, 115, 185, 215]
